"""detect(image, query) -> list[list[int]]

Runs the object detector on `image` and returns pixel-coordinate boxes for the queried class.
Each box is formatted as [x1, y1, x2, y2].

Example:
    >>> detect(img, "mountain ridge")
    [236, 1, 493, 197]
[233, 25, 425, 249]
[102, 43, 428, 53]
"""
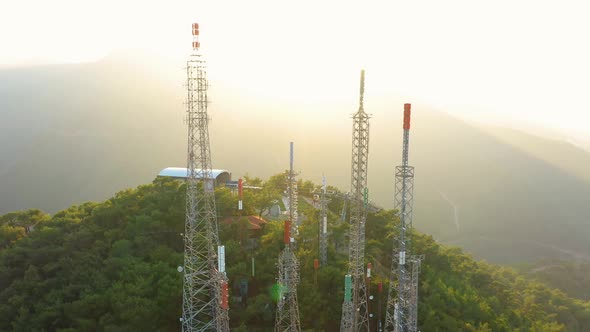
[2, 56, 590, 264]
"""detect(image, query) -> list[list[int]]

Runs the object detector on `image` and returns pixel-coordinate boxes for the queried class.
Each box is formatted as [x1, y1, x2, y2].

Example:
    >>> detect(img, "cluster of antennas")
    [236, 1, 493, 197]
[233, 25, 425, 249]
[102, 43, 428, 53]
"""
[181, 23, 421, 331]
[192, 23, 200, 50]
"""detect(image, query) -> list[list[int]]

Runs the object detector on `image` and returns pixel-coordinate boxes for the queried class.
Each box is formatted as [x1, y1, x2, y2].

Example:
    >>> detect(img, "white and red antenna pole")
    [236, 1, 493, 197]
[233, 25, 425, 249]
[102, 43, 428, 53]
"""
[192, 23, 200, 51]
[238, 178, 244, 210]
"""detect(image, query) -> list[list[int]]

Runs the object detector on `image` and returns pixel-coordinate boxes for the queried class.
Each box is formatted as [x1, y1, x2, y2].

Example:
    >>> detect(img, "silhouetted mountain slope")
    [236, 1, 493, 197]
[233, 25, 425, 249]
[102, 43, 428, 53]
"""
[406, 112, 590, 263]
[0, 58, 186, 213]
[482, 126, 590, 184]
[1, 56, 589, 264]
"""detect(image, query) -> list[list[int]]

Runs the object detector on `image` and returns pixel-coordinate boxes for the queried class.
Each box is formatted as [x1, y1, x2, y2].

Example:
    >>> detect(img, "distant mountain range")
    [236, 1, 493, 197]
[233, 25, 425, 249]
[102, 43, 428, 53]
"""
[1, 55, 589, 264]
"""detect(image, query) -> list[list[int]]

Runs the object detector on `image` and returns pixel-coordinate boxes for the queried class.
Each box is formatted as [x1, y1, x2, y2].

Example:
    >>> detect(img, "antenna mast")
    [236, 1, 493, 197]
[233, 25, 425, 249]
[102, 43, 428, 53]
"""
[274, 142, 302, 332]
[181, 22, 230, 332]
[319, 175, 329, 266]
[340, 70, 371, 332]
[384, 104, 422, 332]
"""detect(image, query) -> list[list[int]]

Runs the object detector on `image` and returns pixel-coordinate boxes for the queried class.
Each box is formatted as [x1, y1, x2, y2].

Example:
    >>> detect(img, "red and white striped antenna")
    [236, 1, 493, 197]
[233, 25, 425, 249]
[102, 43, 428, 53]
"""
[192, 22, 200, 51]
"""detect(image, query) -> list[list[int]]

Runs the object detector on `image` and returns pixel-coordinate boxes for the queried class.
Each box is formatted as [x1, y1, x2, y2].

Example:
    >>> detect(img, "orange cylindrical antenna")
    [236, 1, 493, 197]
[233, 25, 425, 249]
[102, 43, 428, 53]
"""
[220, 281, 229, 309]
[284, 221, 291, 245]
[403, 103, 411, 130]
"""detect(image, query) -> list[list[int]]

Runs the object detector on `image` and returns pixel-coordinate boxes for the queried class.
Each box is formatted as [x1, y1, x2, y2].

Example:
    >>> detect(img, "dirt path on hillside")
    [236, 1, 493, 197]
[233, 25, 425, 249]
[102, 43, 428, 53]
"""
[438, 190, 460, 232]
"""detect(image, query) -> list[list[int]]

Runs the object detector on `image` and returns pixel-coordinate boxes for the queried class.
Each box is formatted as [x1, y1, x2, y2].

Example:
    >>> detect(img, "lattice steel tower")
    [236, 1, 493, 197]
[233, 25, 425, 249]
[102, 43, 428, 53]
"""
[181, 23, 230, 332]
[275, 142, 301, 332]
[384, 104, 422, 332]
[340, 70, 371, 332]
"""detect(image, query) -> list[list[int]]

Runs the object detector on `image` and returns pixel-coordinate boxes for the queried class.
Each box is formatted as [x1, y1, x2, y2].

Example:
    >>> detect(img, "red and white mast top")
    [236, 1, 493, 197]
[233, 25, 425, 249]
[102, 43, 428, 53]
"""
[192, 22, 200, 51]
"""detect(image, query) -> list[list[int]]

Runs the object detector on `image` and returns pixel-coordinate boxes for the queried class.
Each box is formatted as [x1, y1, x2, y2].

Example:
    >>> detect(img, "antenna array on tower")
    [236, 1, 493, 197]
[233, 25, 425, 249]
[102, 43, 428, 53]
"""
[175, 24, 422, 330]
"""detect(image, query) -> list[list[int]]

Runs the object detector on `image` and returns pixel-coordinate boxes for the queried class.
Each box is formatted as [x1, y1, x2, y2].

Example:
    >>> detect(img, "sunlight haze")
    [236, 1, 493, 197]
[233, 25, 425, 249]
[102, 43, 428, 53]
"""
[1, 0, 589, 141]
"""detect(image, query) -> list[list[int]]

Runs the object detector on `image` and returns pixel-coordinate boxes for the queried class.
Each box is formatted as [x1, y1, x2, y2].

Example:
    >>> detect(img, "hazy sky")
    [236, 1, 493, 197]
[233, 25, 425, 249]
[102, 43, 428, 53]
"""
[1, 0, 589, 141]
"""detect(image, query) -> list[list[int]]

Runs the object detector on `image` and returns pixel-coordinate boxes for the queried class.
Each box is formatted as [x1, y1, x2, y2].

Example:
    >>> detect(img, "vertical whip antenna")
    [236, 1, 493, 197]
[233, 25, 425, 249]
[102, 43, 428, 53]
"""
[319, 174, 329, 266]
[359, 70, 365, 111]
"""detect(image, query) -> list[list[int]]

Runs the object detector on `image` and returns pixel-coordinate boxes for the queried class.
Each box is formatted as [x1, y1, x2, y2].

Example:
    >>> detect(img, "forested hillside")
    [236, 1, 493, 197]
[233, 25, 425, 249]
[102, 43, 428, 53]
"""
[519, 260, 590, 302]
[1, 176, 590, 331]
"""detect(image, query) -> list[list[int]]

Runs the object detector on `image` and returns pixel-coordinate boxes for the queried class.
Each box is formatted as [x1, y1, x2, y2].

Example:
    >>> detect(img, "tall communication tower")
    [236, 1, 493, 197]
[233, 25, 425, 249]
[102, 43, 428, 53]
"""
[340, 70, 371, 332]
[319, 175, 329, 266]
[384, 104, 422, 332]
[181, 23, 230, 332]
[275, 142, 302, 332]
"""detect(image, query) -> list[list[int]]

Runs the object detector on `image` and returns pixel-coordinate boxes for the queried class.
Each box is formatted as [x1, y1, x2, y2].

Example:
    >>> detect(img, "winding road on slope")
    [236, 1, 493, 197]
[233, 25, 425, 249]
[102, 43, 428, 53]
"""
[438, 190, 460, 232]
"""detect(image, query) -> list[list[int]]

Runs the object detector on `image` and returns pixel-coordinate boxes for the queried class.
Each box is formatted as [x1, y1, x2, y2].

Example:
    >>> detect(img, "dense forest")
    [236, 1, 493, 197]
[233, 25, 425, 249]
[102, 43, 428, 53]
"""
[1, 175, 590, 331]
[518, 260, 590, 302]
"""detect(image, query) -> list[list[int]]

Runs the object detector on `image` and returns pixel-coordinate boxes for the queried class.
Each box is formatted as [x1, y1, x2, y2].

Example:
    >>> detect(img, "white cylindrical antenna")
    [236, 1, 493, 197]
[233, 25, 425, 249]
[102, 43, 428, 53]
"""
[238, 178, 243, 210]
[218, 245, 226, 273]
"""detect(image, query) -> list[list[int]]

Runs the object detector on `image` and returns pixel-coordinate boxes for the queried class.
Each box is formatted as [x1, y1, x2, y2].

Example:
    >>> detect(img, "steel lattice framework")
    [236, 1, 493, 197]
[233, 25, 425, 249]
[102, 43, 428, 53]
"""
[181, 23, 230, 332]
[408, 255, 424, 332]
[275, 142, 301, 332]
[384, 104, 422, 332]
[340, 70, 370, 332]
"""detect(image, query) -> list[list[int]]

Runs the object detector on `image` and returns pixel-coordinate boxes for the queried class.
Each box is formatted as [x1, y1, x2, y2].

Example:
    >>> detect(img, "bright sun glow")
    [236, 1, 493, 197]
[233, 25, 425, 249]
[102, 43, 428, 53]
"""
[1, 0, 589, 138]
